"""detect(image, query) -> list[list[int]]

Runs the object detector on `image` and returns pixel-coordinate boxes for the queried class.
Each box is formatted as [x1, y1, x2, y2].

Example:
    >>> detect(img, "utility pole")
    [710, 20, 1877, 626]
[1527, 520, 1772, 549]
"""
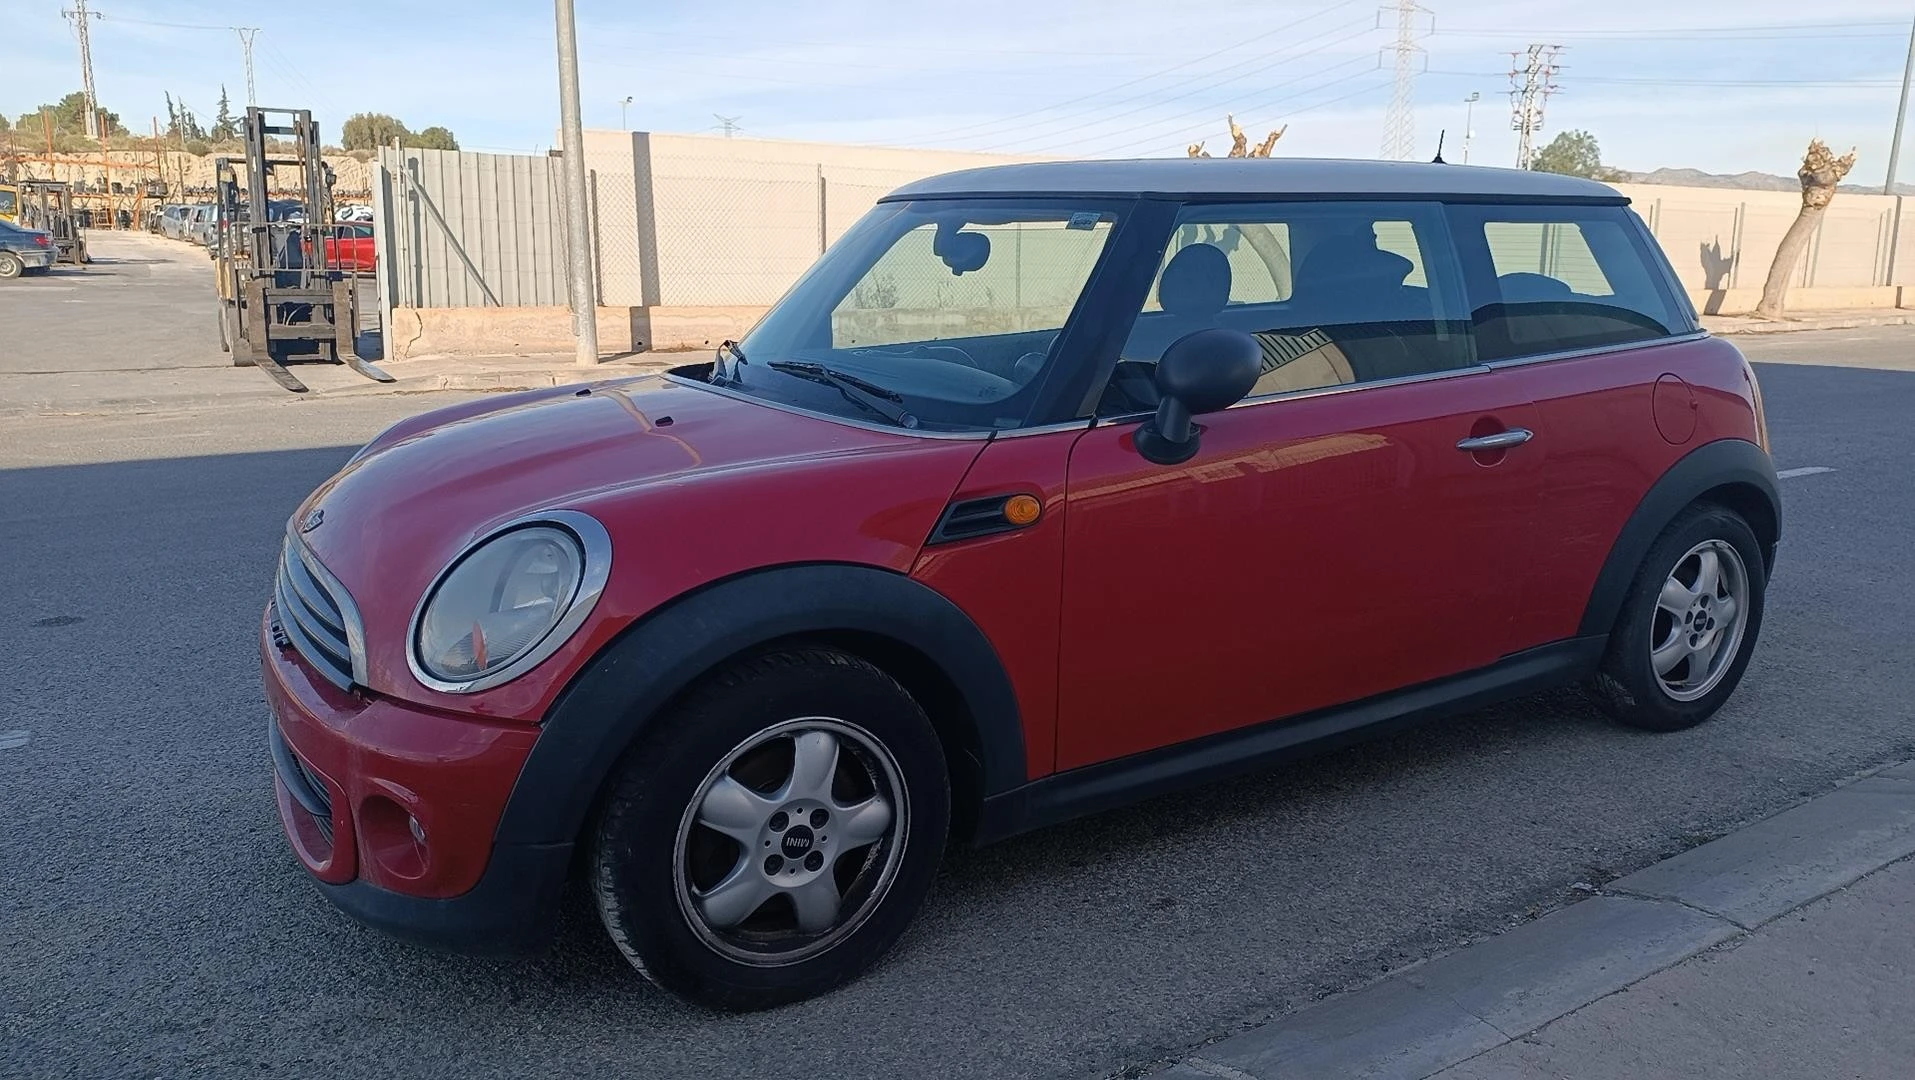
[1461, 91, 1479, 164]
[1508, 44, 1564, 169]
[63, 0, 103, 140]
[1379, 0, 1429, 161]
[235, 28, 262, 107]
[555, 0, 599, 366]
[714, 114, 742, 138]
[1886, 13, 1915, 195]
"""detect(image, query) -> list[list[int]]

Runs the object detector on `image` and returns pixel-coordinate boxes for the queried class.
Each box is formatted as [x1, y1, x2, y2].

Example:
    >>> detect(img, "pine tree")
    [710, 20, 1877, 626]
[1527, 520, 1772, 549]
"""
[212, 86, 236, 142]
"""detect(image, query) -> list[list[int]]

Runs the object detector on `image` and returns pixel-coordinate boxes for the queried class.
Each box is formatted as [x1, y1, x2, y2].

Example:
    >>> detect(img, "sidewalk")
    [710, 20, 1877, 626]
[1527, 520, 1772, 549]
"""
[1161, 761, 1915, 1080]
[338, 351, 681, 395]
[1701, 309, 1915, 335]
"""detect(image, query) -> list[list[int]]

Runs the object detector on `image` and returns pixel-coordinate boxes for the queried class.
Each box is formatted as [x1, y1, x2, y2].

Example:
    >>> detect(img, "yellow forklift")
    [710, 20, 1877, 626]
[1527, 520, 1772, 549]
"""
[212, 106, 391, 392]
[0, 180, 89, 266]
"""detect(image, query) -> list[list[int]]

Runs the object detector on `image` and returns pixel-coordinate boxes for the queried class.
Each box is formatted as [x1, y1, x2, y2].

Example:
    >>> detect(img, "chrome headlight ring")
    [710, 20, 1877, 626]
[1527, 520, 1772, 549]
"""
[407, 509, 612, 694]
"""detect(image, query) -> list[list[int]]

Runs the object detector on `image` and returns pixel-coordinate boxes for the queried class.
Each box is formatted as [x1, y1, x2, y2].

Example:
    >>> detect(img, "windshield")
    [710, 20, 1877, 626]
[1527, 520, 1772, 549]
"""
[721, 199, 1122, 431]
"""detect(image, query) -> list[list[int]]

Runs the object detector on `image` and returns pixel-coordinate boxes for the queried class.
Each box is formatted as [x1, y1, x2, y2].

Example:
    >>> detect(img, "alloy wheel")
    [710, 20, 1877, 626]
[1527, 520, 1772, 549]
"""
[672, 717, 907, 966]
[1649, 539, 1751, 702]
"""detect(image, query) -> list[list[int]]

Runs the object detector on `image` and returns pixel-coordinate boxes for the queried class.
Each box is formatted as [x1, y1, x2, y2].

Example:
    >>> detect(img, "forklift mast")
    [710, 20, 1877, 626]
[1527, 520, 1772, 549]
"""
[214, 106, 390, 392]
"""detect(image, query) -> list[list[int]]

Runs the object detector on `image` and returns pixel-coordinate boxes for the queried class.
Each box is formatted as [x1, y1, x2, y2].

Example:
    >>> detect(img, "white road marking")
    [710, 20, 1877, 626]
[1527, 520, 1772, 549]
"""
[1778, 466, 1836, 479]
[0, 730, 31, 751]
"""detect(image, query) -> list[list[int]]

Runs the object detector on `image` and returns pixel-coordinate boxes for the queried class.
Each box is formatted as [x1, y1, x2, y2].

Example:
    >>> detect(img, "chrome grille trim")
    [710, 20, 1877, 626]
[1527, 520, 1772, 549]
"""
[274, 527, 369, 689]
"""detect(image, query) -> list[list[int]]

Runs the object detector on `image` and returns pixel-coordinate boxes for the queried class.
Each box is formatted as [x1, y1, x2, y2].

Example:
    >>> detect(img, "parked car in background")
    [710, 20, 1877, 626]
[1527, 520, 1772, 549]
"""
[320, 223, 376, 272]
[184, 205, 218, 246]
[262, 159, 1778, 1011]
[0, 220, 58, 279]
[158, 204, 193, 241]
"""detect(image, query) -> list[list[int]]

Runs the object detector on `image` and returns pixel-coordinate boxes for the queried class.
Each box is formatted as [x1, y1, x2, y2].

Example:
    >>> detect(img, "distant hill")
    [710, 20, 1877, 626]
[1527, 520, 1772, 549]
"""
[1620, 166, 1914, 196]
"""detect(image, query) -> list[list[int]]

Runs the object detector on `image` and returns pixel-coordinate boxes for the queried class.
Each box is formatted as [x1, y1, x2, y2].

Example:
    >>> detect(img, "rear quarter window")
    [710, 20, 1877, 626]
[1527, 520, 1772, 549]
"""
[1449, 205, 1690, 362]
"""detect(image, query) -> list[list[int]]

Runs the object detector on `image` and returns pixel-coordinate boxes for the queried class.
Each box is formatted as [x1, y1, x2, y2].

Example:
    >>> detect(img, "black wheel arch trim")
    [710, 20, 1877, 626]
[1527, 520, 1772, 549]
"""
[1577, 438, 1780, 639]
[492, 562, 1027, 849]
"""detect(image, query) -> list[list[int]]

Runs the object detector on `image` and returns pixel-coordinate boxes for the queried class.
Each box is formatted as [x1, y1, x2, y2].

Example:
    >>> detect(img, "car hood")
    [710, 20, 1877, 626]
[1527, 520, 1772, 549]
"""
[289, 374, 988, 713]
[302, 374, 939, 563]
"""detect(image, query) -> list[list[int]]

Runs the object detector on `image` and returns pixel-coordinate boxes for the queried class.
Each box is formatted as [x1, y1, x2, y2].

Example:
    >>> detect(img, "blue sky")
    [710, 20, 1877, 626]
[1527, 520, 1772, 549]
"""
[5, 0, 1911, 185]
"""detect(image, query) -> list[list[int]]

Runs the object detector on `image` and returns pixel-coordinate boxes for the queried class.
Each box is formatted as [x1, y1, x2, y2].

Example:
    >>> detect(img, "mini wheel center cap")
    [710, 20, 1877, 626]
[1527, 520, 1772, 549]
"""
[780, 824, 817, 859]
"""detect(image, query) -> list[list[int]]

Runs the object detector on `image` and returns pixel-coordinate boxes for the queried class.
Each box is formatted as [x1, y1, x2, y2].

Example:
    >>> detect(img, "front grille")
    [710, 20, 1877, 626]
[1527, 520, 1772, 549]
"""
[273, 535, 360, 691]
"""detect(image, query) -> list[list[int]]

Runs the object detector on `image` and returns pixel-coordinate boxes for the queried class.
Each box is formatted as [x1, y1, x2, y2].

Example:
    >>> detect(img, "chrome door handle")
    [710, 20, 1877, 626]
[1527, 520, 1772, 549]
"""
[1456, 428, 1534, 452]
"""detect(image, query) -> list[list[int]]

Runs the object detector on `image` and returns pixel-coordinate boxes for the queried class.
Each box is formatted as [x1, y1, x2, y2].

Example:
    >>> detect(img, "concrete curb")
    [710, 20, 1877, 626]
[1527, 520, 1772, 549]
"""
[1155, 760, 1915, 1080]
[307, 359, 677, 399]
[1704, 312, 1915, 335]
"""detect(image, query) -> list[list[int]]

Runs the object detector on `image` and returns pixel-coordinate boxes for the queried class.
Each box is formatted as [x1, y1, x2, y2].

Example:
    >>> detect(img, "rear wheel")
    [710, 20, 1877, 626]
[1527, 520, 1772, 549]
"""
[0, 253, 23, 280]
[592, 649, 949, 1010]
[1591, 503, 1766, 731]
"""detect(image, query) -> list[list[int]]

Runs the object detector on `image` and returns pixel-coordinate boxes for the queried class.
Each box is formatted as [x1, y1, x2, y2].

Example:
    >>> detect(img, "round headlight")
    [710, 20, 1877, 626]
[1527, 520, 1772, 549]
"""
[412, 515, 608, 691]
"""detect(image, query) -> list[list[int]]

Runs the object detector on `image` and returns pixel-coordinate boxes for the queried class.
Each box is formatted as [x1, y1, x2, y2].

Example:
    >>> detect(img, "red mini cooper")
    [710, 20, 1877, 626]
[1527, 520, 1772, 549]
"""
[263, 159, 1778, 1009]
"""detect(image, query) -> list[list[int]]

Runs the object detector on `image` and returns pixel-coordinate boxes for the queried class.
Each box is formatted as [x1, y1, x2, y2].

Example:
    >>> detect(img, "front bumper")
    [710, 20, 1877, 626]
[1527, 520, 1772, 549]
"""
[261, 608, 566, 951]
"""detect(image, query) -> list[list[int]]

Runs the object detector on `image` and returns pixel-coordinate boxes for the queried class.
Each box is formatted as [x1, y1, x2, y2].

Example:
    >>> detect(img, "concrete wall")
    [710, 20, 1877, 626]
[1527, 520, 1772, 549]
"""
[377, 137, 1915, 357]
[1615, 183, 1911, 313]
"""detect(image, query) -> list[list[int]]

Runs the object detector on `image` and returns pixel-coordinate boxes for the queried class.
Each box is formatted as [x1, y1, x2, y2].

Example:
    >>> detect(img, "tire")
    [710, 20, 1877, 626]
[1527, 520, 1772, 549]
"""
[591, 648, 950, 1011]
[0, 253, 23, 280]
[1591, 502, 1767, 732]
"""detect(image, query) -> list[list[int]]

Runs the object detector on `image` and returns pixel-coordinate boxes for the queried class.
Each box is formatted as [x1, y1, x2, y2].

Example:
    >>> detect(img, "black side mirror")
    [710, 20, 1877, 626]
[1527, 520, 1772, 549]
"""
[1133, 328, 1260, 465]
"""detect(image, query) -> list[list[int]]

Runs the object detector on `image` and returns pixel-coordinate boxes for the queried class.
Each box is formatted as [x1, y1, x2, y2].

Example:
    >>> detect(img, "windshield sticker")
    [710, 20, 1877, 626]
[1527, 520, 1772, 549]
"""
[1067, 212, 1100, 231]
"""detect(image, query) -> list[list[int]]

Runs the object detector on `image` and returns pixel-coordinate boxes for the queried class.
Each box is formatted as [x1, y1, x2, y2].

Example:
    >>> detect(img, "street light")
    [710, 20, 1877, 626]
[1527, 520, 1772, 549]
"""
[1462, 92, 1481, 165]
[619, 95, 634, 131]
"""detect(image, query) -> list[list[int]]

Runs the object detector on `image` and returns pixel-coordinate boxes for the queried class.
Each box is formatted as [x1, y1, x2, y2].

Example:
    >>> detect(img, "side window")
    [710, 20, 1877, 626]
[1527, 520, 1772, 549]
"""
[1113, 201, 1473, 407]
[1453, 206, 1686, 362]
[0, 190, 16, 217]
[829, 217, 1112, 350]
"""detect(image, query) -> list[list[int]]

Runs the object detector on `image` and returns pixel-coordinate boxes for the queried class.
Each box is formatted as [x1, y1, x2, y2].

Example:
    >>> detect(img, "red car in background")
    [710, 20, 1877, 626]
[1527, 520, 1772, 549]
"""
[322, 223, 376, 272]
[262, 159, 1779, 1011]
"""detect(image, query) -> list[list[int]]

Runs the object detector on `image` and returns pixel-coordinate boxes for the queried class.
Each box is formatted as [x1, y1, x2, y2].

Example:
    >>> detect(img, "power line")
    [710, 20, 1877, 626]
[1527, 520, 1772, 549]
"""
[1074, 63, 1390, 158]
[1098, 76, 1397, 158]
[1432, 19, 1902, 38]
[917, 0, 1367, 143]
[1428, 68, 1899, 88]
[975, 16, 1377, 152]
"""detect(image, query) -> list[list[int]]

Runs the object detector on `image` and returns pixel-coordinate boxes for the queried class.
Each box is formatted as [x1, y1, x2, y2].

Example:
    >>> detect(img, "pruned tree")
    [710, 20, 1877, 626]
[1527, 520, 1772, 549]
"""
[1188, 114, 1286, 158]
[1754, 139, 1857, 319]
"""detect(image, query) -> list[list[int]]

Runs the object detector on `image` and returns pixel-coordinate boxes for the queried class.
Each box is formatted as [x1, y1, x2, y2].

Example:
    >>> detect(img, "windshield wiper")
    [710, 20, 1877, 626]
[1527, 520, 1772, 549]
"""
[766, 360, 919, 428]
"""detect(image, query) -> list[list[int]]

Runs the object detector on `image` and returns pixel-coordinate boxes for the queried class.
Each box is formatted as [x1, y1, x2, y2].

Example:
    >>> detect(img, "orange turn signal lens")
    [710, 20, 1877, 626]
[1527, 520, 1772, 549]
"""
[1003, 494, 1042, 527]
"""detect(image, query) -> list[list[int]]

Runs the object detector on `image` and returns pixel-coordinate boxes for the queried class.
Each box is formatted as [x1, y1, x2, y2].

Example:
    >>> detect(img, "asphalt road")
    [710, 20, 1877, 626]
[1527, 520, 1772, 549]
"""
[0, 231, 382, 415]
[3, 258, 1913, 1079]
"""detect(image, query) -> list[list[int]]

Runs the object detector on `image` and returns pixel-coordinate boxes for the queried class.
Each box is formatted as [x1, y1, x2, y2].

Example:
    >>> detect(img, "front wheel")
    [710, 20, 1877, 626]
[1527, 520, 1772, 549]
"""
[592, 649, 949, 1010]
[1591, 503, 1767, 731]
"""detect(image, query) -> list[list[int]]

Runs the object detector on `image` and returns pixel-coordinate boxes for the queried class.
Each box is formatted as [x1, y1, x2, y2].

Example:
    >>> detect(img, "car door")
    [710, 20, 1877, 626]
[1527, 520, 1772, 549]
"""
[1445, 203, 1703, 649]
[1054, 200, 1543, 770]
